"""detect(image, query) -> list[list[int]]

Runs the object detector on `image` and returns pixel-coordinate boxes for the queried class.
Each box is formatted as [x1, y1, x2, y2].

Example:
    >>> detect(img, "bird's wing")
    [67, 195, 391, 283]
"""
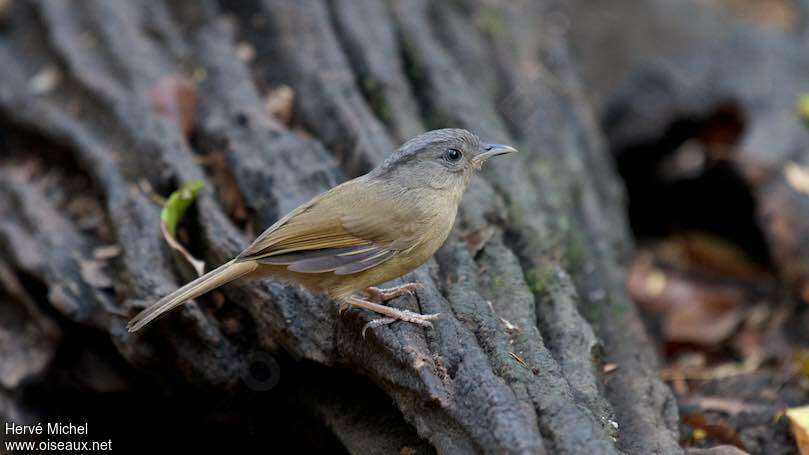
[236, 178, 429, 275]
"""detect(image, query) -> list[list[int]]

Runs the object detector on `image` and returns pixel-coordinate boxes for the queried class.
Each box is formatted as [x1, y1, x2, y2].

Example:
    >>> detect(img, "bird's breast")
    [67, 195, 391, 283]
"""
[322, 197, 459, 299]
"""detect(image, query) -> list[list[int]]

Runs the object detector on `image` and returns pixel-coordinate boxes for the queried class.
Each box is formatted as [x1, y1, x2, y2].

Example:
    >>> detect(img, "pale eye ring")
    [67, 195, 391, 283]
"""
[444, 148, 462, 162]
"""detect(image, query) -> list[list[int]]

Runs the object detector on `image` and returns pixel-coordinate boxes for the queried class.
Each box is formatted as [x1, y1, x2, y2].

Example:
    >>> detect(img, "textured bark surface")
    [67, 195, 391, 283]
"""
[0, 1, 680, 453]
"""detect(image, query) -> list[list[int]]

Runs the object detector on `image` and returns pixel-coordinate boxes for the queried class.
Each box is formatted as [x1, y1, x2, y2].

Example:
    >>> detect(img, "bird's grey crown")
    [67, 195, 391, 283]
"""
[373, 128, 480, 175]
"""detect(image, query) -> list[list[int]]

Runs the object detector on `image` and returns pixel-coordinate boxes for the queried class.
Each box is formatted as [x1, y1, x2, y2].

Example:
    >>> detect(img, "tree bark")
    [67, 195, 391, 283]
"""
[0, 1, 680, 453]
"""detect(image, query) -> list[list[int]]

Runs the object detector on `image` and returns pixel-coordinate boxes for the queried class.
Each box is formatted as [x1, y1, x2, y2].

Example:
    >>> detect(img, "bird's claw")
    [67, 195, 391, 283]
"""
[362, 318, 395, 338]
[361, 310, 441, 337]
[365, 283, 424, 302]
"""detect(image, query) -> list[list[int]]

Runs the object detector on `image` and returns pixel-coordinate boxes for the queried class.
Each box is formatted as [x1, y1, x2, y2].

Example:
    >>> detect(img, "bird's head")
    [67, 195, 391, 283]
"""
[373, 129, 517, 196]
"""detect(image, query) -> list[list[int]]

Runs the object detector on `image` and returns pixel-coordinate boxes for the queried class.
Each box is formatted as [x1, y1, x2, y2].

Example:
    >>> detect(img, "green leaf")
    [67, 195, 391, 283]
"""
[796, 93, 809, 123]
[160, 180, 204, 236]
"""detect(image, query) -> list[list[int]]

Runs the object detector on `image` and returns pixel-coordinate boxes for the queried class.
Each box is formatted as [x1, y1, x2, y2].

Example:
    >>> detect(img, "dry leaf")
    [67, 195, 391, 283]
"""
[149, 75, 197, 138]
[661, 352, 761, 381]
[79, 259, 113, 289]
[785, 162, 809, 196]
[723, 0, 797, 29]
[93, 244, 121, 260]
[265, 85, 294, 124]
[795, 350, 809, 378]
[663, 293, 742, 346]
[787, 405, 809, 455]
[682, 396, 760, 417]
[462, 226, 495, 255]
[0, 0, 11, 21]
[657, 233, 764, 281]
[644, 268, 667, 297]
[686, 445, 750, 454]
[628, 258, 743, 345]
[683, 412, 746, 450]
[160, 221, 205, 277]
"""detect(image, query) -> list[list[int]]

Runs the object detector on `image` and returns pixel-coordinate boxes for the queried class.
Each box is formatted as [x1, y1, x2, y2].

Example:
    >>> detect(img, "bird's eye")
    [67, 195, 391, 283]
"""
[444, 148, 462, 162]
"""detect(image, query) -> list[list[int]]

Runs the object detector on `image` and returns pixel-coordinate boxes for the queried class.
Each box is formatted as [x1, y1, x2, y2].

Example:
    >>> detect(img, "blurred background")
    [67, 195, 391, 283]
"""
[2, 0, 809, 454]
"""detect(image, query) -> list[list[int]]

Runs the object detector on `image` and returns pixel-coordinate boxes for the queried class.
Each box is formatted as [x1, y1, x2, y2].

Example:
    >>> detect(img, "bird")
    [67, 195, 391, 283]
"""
[127, 128, 517, 334]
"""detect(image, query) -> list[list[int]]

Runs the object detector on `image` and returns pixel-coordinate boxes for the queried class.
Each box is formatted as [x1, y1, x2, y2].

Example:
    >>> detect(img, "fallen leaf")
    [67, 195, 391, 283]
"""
[93, 244, 121, 260]
[160, 180, 206, 276]
[787, 405, 809, 455]
[0, 0, 11, 21]
[684, 412, 746, 450]
[161, 220, 205, 277]
[265, 85, 294, 124]
[663, 293, 742, 346]
[644, 268, 667, 297]
[79, 259, 113, 289]
[661, 358, 760, 382]
[795, 350, 809, 377]
[149, 76, 197, 138]
[661, 350, 765, 383]
[462, 226, 495, 255]
[628, 258, 744, 345]
[681, 396, 760, 417]
[785, 162, 809, 196]
[797, 93, 809, 123]
[657, 233, 765, 281]
[161, 180, 204, 236]
[686, 445, 750, 454]
[730, 325, 766, 370]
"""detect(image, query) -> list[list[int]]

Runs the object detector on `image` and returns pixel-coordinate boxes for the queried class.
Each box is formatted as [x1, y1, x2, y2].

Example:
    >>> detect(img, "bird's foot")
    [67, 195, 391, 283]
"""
[341, 296, 439, 337]
[364, 283, 423, 302]
[362, 318, 395, 338]
[362, 310, 440, 338]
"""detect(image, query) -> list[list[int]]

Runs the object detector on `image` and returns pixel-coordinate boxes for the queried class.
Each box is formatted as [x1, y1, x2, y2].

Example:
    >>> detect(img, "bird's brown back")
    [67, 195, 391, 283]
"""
[237, 175, 460, 299]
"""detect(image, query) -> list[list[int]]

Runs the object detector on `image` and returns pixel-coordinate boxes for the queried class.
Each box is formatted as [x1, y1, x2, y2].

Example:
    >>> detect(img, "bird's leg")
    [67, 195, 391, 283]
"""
[364, 283, 423, 302]
[341, 295, 440, 337]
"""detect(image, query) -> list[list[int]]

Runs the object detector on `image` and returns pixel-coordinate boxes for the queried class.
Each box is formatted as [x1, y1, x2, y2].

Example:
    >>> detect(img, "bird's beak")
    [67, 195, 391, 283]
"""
[472, 143, 518, 167]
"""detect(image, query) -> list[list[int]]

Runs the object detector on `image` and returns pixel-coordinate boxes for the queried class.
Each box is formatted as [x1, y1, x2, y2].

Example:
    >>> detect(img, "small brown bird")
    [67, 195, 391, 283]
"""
[128, 129, 516, 333]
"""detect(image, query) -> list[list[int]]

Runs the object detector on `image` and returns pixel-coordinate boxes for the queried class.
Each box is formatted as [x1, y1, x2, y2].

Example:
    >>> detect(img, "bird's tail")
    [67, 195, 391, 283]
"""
[127, 260, 258, 332]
